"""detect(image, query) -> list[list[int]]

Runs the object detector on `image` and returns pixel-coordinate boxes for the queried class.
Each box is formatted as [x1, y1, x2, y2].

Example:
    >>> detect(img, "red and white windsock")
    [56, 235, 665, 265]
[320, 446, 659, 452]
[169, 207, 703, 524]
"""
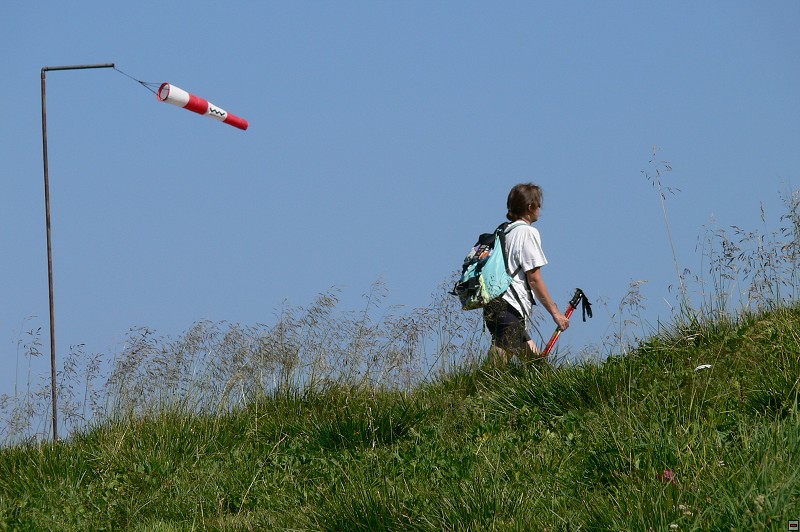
[157, 83, 249, 130]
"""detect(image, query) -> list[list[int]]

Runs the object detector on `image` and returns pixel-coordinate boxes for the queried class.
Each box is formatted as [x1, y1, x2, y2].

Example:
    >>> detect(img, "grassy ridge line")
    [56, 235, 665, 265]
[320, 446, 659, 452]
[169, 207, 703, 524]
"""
[1, 307, 799, 530]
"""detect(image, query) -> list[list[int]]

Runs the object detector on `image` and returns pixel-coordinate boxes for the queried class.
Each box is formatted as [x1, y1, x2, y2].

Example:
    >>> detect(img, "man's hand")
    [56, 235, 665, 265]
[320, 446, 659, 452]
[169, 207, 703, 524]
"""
[554, 312, 570, 332]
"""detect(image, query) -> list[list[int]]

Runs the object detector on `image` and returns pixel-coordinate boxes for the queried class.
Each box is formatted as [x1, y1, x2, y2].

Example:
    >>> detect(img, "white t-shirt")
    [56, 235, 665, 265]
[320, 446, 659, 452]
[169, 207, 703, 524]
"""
[501, 222, 548, 318]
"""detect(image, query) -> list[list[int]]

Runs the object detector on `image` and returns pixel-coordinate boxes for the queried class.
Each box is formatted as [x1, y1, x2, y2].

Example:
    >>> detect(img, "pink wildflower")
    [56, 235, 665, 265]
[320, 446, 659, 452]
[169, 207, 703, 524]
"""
[658, 469, 677, 484]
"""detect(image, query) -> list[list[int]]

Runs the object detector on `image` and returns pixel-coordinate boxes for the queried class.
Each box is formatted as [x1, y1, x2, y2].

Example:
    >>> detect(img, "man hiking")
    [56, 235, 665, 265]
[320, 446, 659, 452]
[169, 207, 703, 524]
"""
[483, 183, 570, 365]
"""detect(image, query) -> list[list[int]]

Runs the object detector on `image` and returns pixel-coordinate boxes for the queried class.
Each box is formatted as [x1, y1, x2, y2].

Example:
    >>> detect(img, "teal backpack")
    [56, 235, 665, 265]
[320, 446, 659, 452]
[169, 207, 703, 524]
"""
[451, 221, 527, 310]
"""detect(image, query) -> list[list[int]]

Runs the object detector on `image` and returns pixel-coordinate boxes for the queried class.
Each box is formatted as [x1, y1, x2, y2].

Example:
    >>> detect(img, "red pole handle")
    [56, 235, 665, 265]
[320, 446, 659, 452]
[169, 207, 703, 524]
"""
[541, 304, 576, 357]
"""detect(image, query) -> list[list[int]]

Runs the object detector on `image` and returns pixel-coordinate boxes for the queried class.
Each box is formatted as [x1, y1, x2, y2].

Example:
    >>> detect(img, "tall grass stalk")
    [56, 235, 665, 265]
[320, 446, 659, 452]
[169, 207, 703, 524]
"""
[642, 145, 688, 314]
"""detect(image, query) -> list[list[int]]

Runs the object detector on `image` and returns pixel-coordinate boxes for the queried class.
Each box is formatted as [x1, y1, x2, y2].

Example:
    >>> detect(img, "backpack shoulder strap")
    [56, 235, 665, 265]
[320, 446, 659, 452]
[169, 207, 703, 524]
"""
[498, 220, 537, 308]
[505, 220, 528, 233]
[496, 220, 527, 236]
[497, 221, 528, 275]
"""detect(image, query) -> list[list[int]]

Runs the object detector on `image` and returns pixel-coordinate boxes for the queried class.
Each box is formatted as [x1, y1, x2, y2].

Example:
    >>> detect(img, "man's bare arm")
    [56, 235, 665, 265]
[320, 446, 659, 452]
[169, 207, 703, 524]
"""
[527, 267, 570, 331]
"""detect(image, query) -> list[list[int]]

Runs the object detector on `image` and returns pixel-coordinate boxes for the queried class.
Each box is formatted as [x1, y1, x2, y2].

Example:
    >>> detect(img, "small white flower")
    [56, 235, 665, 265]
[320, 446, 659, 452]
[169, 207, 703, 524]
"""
[695, 364, 713, 371]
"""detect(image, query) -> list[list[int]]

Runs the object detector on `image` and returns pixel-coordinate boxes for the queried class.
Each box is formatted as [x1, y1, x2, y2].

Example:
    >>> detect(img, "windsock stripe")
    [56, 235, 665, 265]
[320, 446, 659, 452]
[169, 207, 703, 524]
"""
[206, 104, 228, 122]
[184, 94, 210, 115]
[224, 114, 249, 130]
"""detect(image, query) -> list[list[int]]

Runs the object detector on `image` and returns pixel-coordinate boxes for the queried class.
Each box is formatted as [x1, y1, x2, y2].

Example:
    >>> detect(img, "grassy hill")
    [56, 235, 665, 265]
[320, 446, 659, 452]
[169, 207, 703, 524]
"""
[1, 302, 798, 530]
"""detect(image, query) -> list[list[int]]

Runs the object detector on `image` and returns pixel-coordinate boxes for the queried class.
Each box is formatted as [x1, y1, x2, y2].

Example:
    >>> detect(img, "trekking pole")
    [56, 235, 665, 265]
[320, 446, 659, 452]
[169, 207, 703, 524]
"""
[541, 288, 592, 357]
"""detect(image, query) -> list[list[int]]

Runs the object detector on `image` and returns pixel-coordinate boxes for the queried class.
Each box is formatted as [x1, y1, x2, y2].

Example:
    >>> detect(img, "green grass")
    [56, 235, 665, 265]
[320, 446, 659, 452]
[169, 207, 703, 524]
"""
[4, 178, 800, 529]
[1, 304, 799, 530]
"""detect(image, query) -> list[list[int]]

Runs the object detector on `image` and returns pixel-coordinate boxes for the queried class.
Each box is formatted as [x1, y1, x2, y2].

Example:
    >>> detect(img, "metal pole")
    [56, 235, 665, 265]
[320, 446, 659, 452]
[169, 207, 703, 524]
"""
[40, 63, 114, 443]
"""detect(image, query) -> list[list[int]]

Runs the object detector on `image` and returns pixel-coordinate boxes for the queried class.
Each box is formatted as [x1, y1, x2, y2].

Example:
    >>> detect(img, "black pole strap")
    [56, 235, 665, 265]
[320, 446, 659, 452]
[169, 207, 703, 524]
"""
[569, 288, 593, 322]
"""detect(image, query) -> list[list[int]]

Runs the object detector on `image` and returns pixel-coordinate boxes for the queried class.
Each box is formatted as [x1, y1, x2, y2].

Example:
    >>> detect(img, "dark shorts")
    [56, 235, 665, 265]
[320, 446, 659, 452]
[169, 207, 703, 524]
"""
[483, 298, 531, 351]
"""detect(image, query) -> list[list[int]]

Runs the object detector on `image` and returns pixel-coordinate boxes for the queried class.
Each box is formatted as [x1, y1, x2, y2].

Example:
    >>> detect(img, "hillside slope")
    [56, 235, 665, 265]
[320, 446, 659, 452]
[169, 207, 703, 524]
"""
[1, 307, 799, 530]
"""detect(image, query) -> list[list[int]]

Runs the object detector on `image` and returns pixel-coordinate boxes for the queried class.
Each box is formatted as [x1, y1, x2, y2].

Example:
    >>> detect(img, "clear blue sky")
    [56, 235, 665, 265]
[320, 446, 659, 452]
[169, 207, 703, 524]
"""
[3, 2, 799, 407]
